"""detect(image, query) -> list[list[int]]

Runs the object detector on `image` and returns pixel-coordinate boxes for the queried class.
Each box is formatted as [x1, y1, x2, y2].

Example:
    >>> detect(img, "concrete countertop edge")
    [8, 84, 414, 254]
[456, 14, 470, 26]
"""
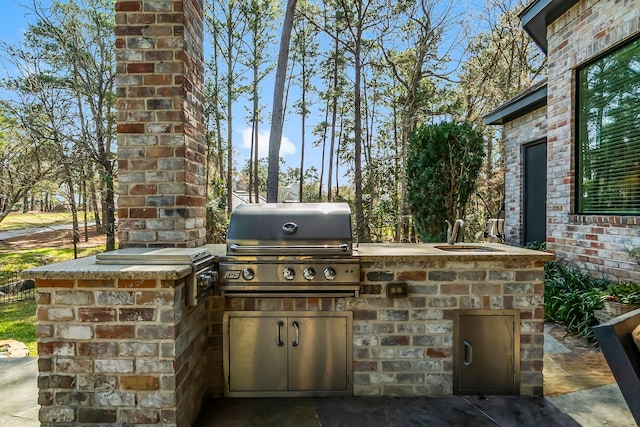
[21, 255, 193, 280]
[21, 243, 553, 280]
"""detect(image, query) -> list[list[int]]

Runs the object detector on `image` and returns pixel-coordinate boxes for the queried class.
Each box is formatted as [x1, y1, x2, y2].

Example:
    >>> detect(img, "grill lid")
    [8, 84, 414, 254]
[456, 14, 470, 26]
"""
[226, 203, 353, 255]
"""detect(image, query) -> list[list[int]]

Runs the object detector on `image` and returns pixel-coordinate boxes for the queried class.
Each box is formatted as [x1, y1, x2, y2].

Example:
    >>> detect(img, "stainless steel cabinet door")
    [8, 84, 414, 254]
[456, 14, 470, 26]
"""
[227, 315, 287, 392]
[454, 310, 520, 395]
[288, 316, 349, 392]
[224, 311, 353, 396]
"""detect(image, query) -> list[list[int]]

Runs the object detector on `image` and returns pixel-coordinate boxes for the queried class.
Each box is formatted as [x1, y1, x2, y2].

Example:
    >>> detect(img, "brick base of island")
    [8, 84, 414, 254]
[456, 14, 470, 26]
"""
[24, 243, 552, 426]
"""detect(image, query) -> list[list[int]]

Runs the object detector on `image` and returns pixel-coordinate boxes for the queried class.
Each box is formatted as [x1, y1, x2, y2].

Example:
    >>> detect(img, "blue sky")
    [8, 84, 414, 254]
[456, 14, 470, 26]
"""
[0, 0, 488, 186]
[0, 0, 302, 176]
[1, 3, 30, 43]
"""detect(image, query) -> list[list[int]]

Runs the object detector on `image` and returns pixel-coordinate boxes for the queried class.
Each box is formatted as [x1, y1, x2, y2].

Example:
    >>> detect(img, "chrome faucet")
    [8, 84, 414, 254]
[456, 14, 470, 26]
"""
[445, 219, 465, 245]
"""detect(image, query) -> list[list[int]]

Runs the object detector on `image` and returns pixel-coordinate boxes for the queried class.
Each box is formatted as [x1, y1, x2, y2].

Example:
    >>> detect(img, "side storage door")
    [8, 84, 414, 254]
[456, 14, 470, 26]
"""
[226, 314, 288, 393]
[454, 309, 520, 395]
[288, 314, 351, 393]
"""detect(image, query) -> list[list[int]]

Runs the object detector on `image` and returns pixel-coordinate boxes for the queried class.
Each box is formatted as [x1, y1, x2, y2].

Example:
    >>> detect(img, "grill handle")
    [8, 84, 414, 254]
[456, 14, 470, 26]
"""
[228, 243, 350, 253]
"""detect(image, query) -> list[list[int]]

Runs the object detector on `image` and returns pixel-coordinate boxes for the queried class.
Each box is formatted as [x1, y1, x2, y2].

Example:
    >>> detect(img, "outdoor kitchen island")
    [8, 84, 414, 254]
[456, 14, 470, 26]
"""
[26, 241, 552, 427]
[350, 243, 553, 397]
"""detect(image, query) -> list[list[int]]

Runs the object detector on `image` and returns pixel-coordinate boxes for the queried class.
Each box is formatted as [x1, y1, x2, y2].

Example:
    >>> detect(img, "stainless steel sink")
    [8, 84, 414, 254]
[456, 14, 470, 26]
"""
[434, 245, 505, 253]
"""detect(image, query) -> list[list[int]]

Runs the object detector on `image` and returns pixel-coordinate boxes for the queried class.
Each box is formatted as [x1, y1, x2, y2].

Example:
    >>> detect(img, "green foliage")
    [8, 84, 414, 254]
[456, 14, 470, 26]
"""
[543, 260, 611, 342]
[525, 241, 546, 252]
[406, 121, 485, 242]
[206, 204, 228, 244]
[0, 299, 37, 356]
[602, 281, 640, 304]
[627, 247, 640, 262]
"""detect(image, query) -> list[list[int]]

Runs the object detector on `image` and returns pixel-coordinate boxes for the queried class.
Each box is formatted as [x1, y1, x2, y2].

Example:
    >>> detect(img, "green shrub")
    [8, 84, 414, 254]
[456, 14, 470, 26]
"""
[601, 281, 640, 304]
[544, 260, 611, 342]
[406, 121, 484, 242]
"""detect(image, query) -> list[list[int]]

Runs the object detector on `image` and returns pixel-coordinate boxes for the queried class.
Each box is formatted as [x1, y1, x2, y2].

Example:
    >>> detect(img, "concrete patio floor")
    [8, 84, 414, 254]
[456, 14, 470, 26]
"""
[1, 323, 635, 426]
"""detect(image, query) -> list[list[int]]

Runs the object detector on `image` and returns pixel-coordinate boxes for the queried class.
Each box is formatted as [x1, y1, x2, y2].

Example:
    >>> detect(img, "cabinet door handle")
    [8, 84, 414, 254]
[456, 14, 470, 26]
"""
[463, 340, 473, 366]
[276, 320, 284, 347]
[292, 321, 300, 347]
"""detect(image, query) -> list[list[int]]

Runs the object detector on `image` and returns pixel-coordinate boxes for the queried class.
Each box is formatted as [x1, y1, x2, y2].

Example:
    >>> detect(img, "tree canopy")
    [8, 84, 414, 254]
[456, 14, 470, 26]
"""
[0, 0, 545, 245]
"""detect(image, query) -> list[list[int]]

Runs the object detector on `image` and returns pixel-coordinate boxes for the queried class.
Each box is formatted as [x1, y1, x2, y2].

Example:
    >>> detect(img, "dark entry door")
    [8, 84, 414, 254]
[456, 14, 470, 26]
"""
[524, 141, 547, 245]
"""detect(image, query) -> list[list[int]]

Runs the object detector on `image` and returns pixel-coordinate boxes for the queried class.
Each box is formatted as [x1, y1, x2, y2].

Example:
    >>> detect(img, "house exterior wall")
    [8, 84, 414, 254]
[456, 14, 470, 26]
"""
[502, 0, 640, 281]
[545, 0, 640, 280]
[503, 107, 547, 246]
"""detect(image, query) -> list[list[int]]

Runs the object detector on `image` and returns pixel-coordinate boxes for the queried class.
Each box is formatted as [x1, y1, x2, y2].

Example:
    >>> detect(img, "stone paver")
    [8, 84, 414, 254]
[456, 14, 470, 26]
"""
[0, 358, 39, 427]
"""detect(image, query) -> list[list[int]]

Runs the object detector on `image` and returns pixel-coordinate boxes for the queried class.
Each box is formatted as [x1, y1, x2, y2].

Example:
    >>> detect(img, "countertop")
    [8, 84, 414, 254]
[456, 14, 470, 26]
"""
[22, 243, 553, 280]
[352, 243, 554, 261]
[21, 255, 193, 280]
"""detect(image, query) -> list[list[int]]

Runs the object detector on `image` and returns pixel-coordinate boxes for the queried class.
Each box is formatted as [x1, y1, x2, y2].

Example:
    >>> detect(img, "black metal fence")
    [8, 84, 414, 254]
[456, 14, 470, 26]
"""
[0, 271, 35, 304]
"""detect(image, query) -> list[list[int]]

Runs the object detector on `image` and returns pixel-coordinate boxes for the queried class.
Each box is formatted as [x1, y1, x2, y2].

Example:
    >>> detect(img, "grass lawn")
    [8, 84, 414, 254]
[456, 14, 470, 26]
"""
[0, 243, 104, 357]
[0, 211, 74, 231]
[0, 212, 105, 357]
[0, 299, 37, 356]
[0, 245, 104, 273]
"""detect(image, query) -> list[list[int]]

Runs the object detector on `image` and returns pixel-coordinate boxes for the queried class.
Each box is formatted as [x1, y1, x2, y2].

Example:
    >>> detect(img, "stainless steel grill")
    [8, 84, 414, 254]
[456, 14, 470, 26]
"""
[96, 247, 217, 306]
[218, 203, 360, 297]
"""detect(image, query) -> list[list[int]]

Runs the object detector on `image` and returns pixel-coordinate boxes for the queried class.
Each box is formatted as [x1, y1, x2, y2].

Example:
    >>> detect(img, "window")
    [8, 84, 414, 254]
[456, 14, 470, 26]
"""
[577, 38, 640, 214]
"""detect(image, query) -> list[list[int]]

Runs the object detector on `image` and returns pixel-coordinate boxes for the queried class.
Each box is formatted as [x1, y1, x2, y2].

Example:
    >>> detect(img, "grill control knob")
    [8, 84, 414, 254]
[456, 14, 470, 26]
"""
[324, 267, 337, 281]
[241, 268, 255, 281]
[303, 268, 316, 281]
[198, 270, 218, 290]
[283, 267, 296, 281]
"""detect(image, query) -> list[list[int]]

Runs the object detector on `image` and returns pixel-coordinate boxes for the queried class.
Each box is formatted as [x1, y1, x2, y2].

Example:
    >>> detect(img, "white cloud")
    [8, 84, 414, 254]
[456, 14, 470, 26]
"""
[240, 127, 296, 158]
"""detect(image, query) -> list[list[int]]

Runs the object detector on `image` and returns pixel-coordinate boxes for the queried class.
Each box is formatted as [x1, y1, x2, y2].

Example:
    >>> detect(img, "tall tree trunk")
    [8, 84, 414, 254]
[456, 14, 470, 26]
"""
[253, 73, 260, 203]
[211, 15, 225, 193]
[104, 168, 116, 251]
[327, 33, 339, 203]
[61, 158, 80, 258]
[226, 14, 234, 213]
[82, 169, 88, 242]
[88, 166, 102, 231]
[249, 125, 255, 201]
[353, 15, 367, 242]
[298, 59, 306, 203]
[267, 0, 297, 202]
[318, 104, 329, 202]
[335, 103, 346, 199]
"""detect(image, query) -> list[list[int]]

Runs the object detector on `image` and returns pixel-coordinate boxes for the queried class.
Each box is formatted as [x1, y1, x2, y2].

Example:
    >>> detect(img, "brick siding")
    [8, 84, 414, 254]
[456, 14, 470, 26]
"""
[504, 0, 640, 281]
[546, 0, 640, 279]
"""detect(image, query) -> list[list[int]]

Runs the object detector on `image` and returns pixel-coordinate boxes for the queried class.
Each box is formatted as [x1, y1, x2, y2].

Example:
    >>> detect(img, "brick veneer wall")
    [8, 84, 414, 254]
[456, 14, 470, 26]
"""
[210, 256, 546, 397]
[35, 275, 212, 427]
[502, 106, 547, 246]
[115, 0, 206, 248]
[544, 0, 640, 280]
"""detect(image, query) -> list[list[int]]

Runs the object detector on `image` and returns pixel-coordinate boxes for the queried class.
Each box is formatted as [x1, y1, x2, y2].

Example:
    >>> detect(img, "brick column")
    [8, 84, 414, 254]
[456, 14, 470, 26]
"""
[115, 0, 206, 248]
[35, 273, 214, 427]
